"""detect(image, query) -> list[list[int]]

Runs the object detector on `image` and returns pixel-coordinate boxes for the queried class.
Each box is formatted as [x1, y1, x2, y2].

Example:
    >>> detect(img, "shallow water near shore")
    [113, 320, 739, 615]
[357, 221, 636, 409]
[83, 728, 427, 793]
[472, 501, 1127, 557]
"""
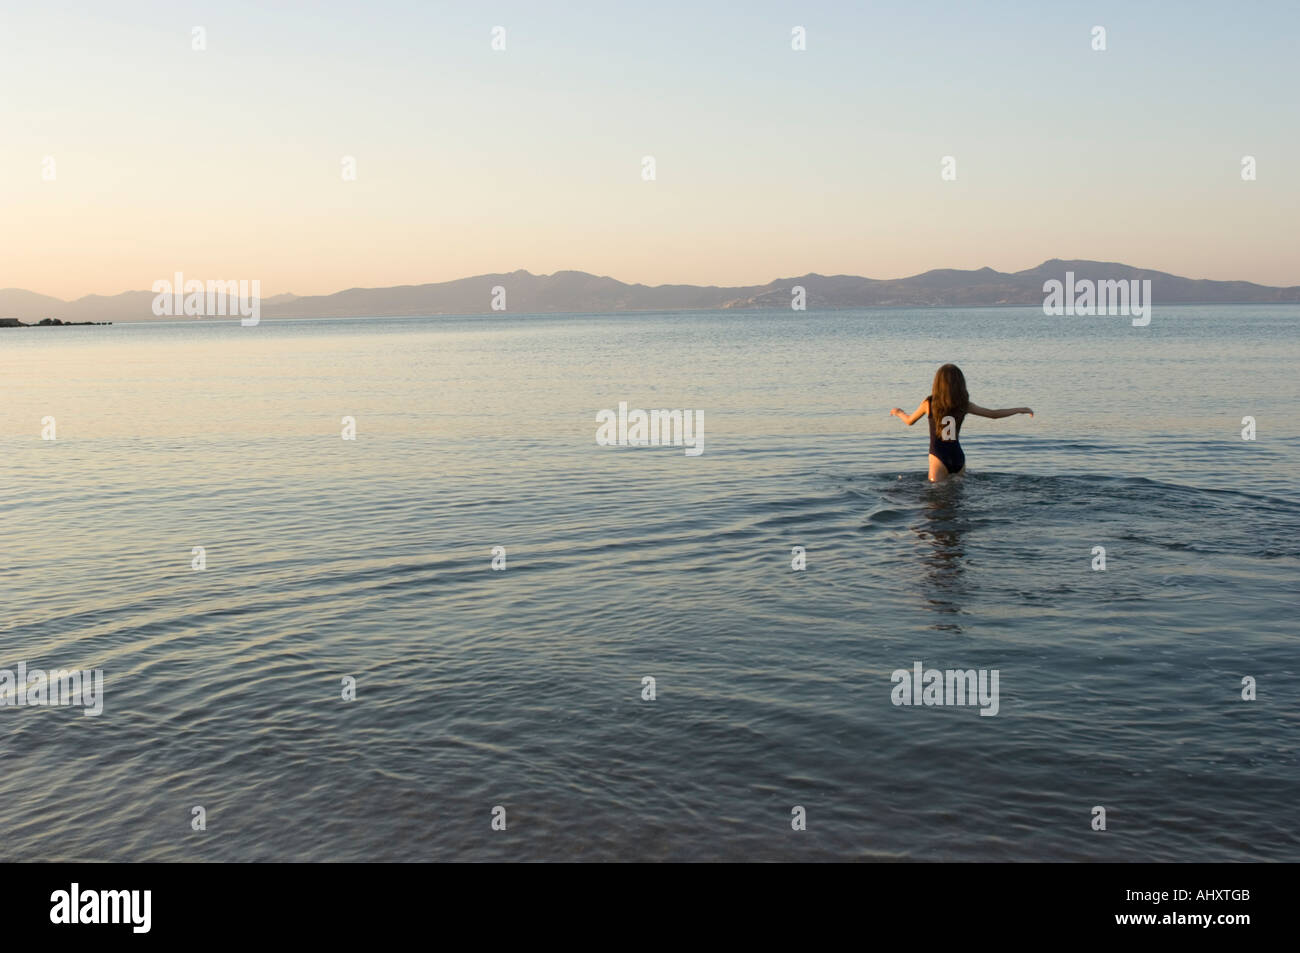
[1, 306, 1297, 861]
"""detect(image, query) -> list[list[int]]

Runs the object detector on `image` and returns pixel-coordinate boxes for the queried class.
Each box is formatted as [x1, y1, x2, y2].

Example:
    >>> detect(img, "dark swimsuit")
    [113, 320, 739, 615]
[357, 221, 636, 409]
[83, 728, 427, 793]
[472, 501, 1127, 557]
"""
[926, 394, 965, 474]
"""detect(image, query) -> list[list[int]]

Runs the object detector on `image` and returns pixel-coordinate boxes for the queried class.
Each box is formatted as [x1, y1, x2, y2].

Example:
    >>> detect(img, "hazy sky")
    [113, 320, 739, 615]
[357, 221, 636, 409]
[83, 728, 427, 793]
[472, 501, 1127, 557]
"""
[4, 0, 1298, 298]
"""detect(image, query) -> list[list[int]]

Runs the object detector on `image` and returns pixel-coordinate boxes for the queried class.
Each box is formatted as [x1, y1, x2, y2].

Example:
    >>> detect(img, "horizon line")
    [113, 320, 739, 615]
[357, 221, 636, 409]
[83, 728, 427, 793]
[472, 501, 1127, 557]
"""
[8, 257, 1300, 304]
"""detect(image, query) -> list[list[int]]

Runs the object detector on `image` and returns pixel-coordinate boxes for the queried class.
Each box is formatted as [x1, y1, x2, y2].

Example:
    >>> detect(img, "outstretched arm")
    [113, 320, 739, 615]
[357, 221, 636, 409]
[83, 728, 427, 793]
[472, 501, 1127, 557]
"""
[889, 399, 928, 426]
[967, 402, 1033, 419]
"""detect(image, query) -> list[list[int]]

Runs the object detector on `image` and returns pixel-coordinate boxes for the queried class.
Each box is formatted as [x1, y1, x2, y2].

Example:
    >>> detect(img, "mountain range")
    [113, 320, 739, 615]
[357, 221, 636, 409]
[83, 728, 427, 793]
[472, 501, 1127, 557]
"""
[3, 260, 1298, 322]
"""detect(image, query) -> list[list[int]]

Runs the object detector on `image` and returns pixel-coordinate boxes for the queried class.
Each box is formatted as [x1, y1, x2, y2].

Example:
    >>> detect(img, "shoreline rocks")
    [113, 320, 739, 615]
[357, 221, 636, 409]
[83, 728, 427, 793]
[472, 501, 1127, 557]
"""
[0, 317, 112, 327]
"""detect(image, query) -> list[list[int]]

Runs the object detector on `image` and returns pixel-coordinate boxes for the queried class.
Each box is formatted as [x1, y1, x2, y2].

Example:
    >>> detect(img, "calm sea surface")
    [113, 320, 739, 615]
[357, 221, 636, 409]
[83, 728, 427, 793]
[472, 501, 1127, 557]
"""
[1, 307, 1297, 861]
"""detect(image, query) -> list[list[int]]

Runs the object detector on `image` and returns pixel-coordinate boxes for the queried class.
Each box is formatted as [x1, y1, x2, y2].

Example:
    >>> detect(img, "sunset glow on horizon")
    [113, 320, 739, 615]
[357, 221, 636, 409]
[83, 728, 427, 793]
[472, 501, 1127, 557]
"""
[4, 0, 1298, 299]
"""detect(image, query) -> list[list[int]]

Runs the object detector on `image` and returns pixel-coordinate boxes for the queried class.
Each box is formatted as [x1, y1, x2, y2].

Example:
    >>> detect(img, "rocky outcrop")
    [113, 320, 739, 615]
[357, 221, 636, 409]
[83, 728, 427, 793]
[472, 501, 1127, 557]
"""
[0, 317, 111, 327]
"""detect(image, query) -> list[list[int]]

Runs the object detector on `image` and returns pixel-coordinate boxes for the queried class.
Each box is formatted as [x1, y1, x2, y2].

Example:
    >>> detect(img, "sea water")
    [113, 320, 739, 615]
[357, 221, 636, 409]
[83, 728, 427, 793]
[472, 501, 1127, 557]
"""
[1, 306, 1296, 860]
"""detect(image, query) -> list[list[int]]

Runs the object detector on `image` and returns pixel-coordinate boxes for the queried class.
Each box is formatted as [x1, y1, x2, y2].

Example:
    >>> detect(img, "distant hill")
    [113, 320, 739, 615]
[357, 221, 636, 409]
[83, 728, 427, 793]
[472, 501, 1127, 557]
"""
[3, 260, 1298, 322]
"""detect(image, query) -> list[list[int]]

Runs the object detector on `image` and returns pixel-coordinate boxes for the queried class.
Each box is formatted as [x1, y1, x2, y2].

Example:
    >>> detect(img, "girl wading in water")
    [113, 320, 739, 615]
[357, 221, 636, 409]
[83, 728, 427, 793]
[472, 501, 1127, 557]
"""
[890, 364, 1034, 482]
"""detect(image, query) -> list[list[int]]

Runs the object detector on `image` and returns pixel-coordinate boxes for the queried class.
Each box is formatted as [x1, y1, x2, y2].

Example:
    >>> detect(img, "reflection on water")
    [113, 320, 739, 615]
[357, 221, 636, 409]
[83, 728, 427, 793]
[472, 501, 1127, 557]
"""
[915, 478, 968, 630]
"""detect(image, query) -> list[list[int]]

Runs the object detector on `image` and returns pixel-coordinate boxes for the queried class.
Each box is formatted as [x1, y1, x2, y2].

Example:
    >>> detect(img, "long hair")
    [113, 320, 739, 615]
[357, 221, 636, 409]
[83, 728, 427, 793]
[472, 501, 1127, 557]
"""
[930, 363, 969, 422]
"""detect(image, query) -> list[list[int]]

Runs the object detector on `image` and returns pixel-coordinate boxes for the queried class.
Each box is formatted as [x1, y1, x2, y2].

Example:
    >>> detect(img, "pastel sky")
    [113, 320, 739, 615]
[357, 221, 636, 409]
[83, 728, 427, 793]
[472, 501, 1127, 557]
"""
[3, 0, 1298, 299]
